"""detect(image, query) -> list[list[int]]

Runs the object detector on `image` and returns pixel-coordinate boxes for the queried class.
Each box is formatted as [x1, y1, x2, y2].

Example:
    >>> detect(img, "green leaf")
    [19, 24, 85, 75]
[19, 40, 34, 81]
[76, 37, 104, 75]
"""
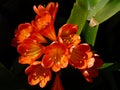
[0, 62, 13, 89]
[100, 63, 114, 69]
[88, 0, 109, 20]
[10, 59, 26, 76]
[88, 0, 101, 7]
[67, 0, 88, 34]
[0, 62, 13, 81]
[82, 22, 99, 46]
[94, 0, 120, 24]
[99, 62, 120, 71]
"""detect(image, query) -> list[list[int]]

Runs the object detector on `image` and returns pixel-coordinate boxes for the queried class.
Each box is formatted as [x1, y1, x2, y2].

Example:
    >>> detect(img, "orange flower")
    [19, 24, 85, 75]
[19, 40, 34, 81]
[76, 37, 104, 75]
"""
[51, 73, 64, 90]
[12, 22, 47, 46]
[17, 38, 44, 64]
[14, 23, 33, 44]
[32, 2, 58, 41]
[80, 54, 103, 82]
[12, 2, 103, 89]
[58, 24, 81, 47]
[25, 61, 51, 88]
[42, 42, 69, 72]
[69, 43, 94, 69]
[33, 2, 58, 21]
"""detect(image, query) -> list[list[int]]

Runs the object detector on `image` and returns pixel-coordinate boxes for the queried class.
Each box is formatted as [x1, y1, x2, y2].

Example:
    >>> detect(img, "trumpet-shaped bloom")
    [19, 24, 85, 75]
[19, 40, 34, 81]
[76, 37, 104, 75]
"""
[69, 43, 94, 69]
[32, 2, 58, 41]
[80, 54, 103, 82]
[17, 38, 44, 64]
[25, 61, 51, 88]
[31, 13, 56, 41]
[14, 23, 33, 44]
[42, 42, 68, 72]
[13, 22, 47, 45]
[58, 24, 81, 47]
[33, 2, 58, 21]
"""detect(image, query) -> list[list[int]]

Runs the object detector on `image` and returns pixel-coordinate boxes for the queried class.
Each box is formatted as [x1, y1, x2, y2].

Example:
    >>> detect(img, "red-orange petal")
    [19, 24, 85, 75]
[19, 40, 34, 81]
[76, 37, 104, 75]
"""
[18, 55, 38, 64]
[15, 23, 33, 43]
[32, 15, 56, 41]
[42, 54, 54, 68]
[30, 32, 47, 43]
[80, 55, 102, 83]
[33, 2, 58, 21]
[93, 54, 103, 68]
[81, 70, 93, 82]
[58, 24, 78, 36]
[52, 55, 68, 72]
[69, 46, 88, 69]
[17, 38, 44, 64]
[76, 43, 91, 52]
[87, 68, 98, 78]
[81, 67, 99, 82]
[46, 2, 59, 21]
[40, 21, 57, 41]
[32, 3, 57, 41]
[87, 57, 95, 68]
[42, 42, 68, 72]
[52, 65, 61, 72]
[25, 61, 51, 88]
[33, 5, 45, 16]
[31, 13, 51, 31]
[58, 24, 80, 46]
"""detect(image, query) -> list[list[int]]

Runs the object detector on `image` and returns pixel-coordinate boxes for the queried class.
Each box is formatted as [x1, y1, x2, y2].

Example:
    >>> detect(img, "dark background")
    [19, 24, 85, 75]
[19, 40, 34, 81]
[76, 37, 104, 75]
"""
[0, 0, 120, 90]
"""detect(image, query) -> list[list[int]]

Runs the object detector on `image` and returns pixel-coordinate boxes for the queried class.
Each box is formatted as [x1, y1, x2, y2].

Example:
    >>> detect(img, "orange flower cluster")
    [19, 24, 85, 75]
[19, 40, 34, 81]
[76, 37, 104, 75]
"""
[12, 2, 103, 89]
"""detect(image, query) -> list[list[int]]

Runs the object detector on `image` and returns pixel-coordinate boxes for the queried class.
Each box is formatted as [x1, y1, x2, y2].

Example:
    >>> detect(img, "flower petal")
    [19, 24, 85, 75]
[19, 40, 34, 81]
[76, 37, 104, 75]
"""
[81, 70, 93, 82]
[87, 57, 95, 68]
[19, 55, 38, 64]
[42, 55, 54, 68]
[40, 21, 56, 41]
[28, 72, 40, 85]
[58, 24, 80, 46]
[32, 3, 57, 41]
[51, 56, 68, 72]
[25, 61, 51, 88]
[93, 54, 103, 68]
[87, 68, 98, 78]
[42, 42, 68, 72]
[32, 13, 51, 30]
[32, 14, 56, 41]
[17, 38, 44, 64]
[76, 43, 91, 52]
[33, 5, 45, 16]
[46, 2, 59, 21]
[80, 54, 103, 83]
[30, 32, 47, 43]
[69, 46, 88, 69]
[15, 23, 33, 43]
[52, 65, 60, 72]
[58, 24, 78, 36]
[52, 54, 68, 72]
[80, 67, 99, 83]
[25, 61, 41, 74]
